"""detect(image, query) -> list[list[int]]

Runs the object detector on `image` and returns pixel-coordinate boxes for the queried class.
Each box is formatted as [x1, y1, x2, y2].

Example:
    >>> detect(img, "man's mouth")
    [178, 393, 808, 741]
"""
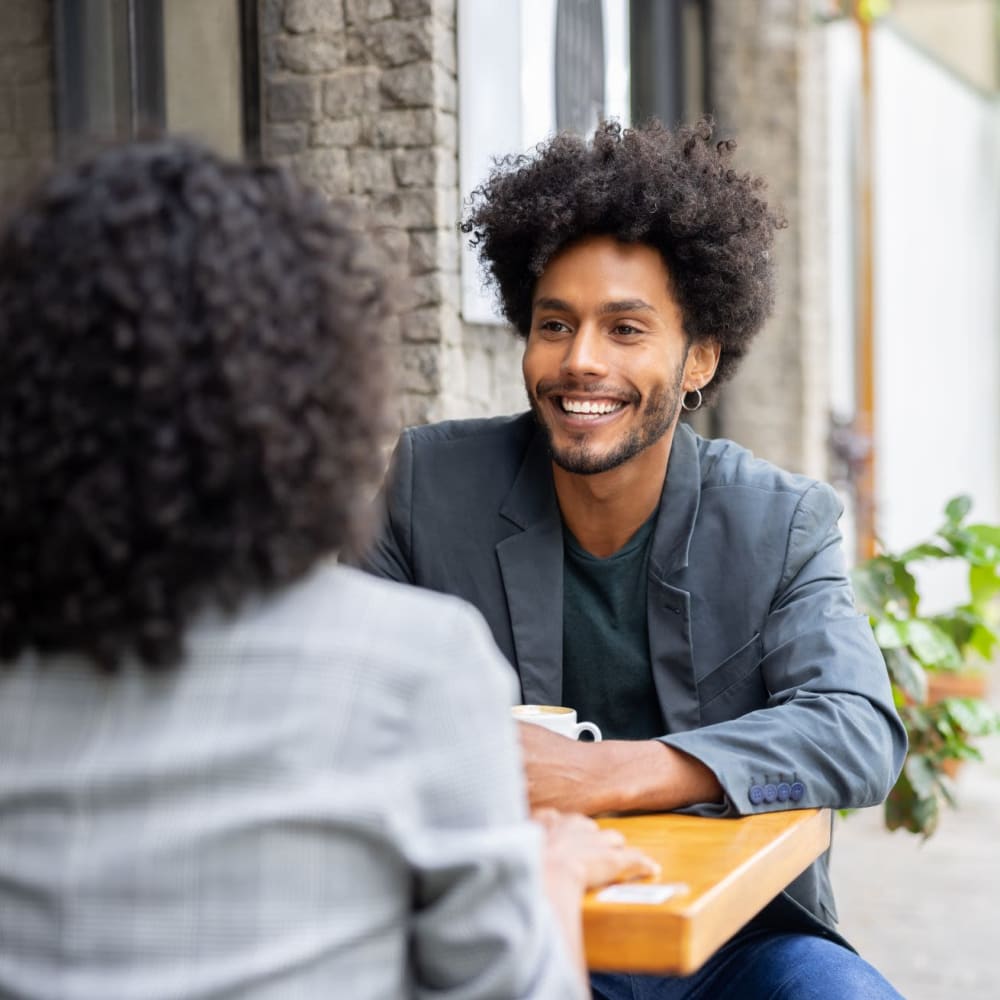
[558, 397, 626, 416]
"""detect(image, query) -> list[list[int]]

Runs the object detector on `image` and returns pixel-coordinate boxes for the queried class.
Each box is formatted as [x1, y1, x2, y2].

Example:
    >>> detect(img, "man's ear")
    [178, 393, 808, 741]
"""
[684, 339, 721, 391]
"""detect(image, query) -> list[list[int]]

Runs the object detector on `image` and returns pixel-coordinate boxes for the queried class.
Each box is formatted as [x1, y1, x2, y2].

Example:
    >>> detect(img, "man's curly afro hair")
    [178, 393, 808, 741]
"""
[461, 118, 785, 402]
[0, 137, 392, 671]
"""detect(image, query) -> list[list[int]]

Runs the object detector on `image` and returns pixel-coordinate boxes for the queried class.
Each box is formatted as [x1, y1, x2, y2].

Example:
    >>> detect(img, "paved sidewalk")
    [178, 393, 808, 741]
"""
[831, 666, 1000, 1000]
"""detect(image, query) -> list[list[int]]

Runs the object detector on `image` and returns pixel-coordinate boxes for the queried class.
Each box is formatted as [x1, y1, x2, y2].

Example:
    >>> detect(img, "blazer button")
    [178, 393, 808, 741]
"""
[763, 783, 778, 803]
[789, 781, 805, 802]
[776, 782, 791, 802]
[748, 784, 765, 805]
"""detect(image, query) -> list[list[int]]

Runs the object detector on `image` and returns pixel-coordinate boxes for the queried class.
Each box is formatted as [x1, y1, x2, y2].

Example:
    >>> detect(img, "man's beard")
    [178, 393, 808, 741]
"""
[527, 364, 686, 476]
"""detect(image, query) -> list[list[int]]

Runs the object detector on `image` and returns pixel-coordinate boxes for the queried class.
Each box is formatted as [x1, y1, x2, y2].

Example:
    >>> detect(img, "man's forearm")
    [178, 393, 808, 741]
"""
[519, 724, 724, 814]
[584, 740, 724, 814]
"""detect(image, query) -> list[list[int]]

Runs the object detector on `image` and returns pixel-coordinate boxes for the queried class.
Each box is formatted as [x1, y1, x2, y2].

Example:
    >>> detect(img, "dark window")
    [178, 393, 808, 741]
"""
[630, 0, 709, 126]
[555, 0, 606, 134]
[54, 0, 259, 158]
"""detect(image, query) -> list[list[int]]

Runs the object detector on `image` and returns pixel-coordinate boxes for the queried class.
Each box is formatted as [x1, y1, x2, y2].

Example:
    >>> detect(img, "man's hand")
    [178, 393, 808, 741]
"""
[518, 722, 602, 811]
[517, 722, 724, 815]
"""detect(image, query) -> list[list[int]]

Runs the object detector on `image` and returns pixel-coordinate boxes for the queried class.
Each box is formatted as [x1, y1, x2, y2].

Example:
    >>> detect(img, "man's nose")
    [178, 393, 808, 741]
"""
[560, 325, 609, 378]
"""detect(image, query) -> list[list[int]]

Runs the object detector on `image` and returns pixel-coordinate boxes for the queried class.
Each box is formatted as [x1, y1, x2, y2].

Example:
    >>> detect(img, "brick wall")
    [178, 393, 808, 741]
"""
[0, 0, 54, 206]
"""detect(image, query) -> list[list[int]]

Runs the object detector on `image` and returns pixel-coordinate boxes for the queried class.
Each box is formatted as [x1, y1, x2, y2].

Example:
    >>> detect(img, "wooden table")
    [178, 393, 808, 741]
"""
[583, 808, 832, 975]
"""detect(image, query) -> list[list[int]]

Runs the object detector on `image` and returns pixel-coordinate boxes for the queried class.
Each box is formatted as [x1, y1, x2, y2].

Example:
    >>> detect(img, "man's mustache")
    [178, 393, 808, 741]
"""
[534, 380, 640, 404]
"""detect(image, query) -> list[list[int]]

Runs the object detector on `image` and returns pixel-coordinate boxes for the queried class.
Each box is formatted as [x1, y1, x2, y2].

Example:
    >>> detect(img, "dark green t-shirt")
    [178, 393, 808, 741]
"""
[561, 516, 666, 741]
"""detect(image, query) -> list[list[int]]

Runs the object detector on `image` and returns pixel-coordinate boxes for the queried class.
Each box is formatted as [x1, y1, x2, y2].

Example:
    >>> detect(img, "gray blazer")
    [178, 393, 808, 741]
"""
[360, 412, 907, 944]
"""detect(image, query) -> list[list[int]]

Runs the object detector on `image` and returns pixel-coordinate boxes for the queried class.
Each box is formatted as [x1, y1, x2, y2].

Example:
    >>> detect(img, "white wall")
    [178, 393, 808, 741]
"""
[826, 21, 1000, 601]
[874, 27, 1000, 550]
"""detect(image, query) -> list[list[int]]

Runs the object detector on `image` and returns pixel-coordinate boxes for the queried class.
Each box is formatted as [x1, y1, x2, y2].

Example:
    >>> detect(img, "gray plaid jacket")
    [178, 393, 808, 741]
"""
[0, 565, 581, 999]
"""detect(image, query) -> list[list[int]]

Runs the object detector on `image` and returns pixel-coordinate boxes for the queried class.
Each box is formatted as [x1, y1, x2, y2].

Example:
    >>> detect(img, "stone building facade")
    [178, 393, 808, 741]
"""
[257, 0, 833, 475]
[259, 0, 523, 431]
[0, 0, 833, 475]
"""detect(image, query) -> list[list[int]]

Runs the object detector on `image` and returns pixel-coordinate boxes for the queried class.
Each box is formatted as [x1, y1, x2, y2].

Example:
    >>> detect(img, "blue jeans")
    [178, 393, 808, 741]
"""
[590, 929, 904, 999]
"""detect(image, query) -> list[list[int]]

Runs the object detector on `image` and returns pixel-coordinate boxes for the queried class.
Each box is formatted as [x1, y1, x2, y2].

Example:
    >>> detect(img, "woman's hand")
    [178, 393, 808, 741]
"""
[533, 808, 659, 986]
[534, 808, 660, 890]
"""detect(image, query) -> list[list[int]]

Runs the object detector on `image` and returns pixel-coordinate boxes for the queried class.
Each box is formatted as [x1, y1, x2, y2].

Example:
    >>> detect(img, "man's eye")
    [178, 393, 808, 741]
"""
[614, 324, 641, 337]
[540, 320, 570, 334]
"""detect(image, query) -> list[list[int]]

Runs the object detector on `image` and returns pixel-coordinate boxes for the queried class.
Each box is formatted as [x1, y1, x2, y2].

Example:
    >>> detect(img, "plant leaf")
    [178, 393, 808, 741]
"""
[884, 647, 927, 703]
[851, 557, 919, 617]
[928, 608, 979, 652]
[968, 623, 998, 661]
[885, 769, 939, 838]
[943, 524, 1000, 566]
[945, 495, 973, 524]
[970, 563, 1000, 610]
[874, 618, 906, 649]
[940, 697, 1000, 737]
[902, 620, 963, 670]
[884, 772, 915, 832]
[904, 753, 939, 800]
[938, 780, 957, 809]
[966, 523, 1000, 548]
[898, 542, 950, 563]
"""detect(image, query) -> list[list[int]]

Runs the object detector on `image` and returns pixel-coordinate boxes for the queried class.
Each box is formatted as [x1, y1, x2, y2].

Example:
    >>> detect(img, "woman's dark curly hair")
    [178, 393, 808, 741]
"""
[461, 118, 785, 401]
[0, 138, 392, 671]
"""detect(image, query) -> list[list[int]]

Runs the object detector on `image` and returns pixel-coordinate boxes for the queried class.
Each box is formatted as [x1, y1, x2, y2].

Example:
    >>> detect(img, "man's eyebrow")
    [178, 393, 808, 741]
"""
[533, 296, 572, 312]
[599, 299, 655, 315]
[532, 296, 656, 314]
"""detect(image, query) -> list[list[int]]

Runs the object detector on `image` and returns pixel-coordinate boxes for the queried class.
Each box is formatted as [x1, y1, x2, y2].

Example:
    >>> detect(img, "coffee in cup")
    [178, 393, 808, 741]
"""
[511, 704, 602, 741]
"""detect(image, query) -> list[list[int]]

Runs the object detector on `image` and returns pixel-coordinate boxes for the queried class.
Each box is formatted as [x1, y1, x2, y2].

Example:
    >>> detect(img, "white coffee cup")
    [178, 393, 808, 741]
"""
[511, 704, 602, 741]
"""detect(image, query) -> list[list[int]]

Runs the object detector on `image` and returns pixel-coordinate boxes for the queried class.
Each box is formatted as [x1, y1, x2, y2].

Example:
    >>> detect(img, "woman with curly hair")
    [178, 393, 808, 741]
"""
[359, 119, 907, 998]
[0, 138, 655, 999]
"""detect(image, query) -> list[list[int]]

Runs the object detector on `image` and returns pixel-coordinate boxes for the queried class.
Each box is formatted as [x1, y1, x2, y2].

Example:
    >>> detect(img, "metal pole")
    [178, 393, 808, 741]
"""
[852, 2, 877, 561]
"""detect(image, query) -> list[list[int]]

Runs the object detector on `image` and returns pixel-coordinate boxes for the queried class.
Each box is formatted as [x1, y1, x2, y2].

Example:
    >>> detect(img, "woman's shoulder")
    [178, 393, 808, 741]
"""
[222, 563, 515, 695]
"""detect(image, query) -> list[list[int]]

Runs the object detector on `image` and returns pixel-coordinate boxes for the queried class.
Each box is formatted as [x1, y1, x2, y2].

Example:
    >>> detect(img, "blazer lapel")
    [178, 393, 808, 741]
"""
[491, 421, 705, 721]
[647, 424, 703, 733]
[496, 429, 564, 705]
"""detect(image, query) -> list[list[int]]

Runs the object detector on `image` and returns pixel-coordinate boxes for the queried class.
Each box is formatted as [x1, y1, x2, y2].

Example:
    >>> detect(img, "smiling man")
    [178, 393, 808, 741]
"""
[358, 119, 906, 999]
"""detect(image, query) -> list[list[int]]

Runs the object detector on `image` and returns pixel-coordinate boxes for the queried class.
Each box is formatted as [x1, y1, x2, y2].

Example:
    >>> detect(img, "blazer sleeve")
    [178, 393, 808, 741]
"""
[397, 600, 584, 999]
[661, 481, 908, 817]
[354, 429, 415, 583]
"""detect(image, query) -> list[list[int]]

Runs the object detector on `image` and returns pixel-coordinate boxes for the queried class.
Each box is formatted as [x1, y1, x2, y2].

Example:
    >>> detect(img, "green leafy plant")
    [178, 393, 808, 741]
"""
[851, 496, 1000, 837]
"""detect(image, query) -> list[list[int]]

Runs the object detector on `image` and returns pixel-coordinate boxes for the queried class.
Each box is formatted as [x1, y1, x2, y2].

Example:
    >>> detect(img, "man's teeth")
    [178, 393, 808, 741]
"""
[560, 398, 624, 415]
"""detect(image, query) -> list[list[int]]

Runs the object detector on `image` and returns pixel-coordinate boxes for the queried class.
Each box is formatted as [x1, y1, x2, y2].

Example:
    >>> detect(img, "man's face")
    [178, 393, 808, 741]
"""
[523, 235, 717, 476]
